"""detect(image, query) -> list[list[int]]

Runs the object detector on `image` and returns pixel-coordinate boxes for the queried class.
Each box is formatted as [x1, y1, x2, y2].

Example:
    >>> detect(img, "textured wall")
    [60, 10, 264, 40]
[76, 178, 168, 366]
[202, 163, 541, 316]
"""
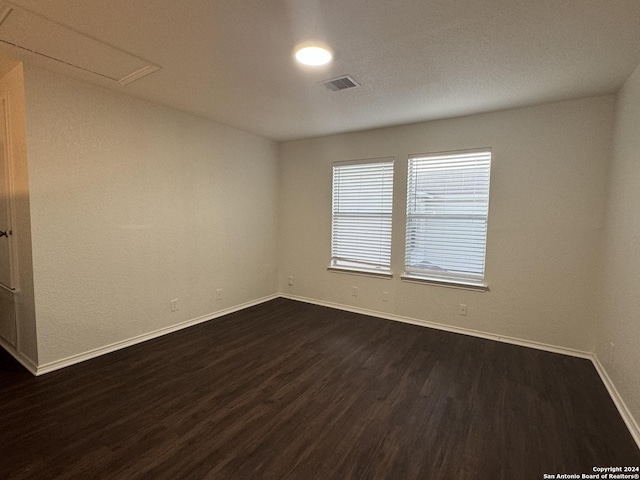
[23, 66, 279, 365]
[279, 96, 614, 352]
[597, 63, 640, 427]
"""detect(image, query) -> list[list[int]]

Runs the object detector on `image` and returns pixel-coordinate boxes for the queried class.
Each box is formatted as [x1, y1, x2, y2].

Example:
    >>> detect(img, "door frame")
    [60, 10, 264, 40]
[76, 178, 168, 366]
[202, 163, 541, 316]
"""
[0, 94, 18, 292]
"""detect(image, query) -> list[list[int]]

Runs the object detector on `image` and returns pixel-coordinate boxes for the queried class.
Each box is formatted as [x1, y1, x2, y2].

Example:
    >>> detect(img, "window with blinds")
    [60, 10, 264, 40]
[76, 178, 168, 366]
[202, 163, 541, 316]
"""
[330, 158, 394, 275]
[404, 149, 491, 286]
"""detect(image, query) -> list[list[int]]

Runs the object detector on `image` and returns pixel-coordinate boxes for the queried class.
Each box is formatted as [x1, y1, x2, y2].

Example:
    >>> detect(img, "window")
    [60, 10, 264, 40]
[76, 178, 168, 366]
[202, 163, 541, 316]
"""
[330, 158, 394, 275]
[404, 149, 491, 288]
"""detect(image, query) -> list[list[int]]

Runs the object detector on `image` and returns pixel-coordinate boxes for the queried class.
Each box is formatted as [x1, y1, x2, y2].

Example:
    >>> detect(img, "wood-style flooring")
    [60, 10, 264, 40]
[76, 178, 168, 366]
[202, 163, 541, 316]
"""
[1, 298, 639, 479]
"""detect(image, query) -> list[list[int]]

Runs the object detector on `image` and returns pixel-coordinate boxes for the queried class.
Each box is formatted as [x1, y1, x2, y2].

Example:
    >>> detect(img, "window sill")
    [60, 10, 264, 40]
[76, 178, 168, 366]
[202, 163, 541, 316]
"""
[328, 266, 393, 279]
[401, 274, 489, 292]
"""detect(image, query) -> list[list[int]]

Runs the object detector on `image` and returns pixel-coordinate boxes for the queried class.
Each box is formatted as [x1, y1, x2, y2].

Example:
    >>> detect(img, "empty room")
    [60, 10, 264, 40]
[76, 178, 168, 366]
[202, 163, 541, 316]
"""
[0, 0, 639, 478]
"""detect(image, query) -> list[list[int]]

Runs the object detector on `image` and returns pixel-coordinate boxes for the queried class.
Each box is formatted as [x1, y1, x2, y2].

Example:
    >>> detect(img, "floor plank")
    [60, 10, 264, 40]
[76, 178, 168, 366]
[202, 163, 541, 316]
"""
[1, 298, 638, 479]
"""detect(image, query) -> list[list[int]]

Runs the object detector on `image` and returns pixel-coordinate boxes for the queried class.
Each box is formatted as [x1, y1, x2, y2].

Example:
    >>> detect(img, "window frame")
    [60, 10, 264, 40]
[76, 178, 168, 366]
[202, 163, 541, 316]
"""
[328, 157, 394, 277]
[402, 148, 492, 291]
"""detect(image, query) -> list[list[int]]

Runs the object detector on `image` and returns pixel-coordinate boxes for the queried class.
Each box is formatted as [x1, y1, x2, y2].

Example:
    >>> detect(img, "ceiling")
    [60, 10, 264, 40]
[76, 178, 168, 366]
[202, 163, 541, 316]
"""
[1, 0, 640, 142]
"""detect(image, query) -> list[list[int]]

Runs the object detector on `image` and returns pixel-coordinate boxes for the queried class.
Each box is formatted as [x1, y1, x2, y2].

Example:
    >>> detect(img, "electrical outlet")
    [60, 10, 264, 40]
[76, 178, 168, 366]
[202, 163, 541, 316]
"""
[458, 304, 467, 316]
[170, 299, 178, 312]
[609, 342, 615, 363]
[382, 291, 389, 302]
[216, 289, 223, 300]
[352, 286, 358, 297]
[288, 276, 294, 286]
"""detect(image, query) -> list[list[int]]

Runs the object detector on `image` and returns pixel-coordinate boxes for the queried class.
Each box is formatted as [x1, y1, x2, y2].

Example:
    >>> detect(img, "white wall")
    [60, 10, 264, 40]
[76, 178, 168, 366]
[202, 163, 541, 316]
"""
[5, 59, 638, 438]
[0, 62, 37, 364]
[597, 63, 640, 426]
[279, 96, 614, 352]
[22, 66, 279, 365]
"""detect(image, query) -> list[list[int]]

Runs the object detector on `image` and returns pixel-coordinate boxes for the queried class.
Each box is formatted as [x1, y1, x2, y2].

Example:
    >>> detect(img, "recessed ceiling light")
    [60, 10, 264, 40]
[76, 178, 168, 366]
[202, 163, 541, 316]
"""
[294, 43, 333, 66]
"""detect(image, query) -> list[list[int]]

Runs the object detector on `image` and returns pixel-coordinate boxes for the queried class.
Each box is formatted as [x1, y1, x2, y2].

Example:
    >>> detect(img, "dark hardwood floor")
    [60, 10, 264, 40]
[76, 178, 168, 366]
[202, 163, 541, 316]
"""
[1, 298, 638, 479]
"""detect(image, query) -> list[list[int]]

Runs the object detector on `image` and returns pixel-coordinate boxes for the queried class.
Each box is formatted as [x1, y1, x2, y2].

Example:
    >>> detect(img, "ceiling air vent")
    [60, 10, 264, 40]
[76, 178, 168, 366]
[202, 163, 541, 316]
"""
[321, 75, 360, 92]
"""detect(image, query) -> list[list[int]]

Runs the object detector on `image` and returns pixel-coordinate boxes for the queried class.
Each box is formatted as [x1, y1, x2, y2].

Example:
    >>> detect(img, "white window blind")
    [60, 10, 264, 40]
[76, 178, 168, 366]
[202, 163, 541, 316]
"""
[405, 149, 491, 285]
[331, 159, 394, 274]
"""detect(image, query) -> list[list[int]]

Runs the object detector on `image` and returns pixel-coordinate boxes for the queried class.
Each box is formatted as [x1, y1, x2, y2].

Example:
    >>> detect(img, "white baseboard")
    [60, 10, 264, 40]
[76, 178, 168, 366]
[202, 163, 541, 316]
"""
[590, 354, 640, 449]
[6, 291, 638, 450]
[280, 294, 592, 359]
[35, 294, 279, 375]
[281, 293, 640, 450]
[0, 335, 38, 375]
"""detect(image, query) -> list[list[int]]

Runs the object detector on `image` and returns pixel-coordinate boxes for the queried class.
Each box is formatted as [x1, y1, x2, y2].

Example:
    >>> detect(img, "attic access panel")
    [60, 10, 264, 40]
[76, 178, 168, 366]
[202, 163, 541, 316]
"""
[0, 2, 159, 85]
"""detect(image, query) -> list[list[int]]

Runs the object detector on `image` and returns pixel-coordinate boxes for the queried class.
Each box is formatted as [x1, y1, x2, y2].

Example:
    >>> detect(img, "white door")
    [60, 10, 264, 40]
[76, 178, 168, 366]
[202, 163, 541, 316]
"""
[0, 96, 16, 346]
[0, 96, 15, 290]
